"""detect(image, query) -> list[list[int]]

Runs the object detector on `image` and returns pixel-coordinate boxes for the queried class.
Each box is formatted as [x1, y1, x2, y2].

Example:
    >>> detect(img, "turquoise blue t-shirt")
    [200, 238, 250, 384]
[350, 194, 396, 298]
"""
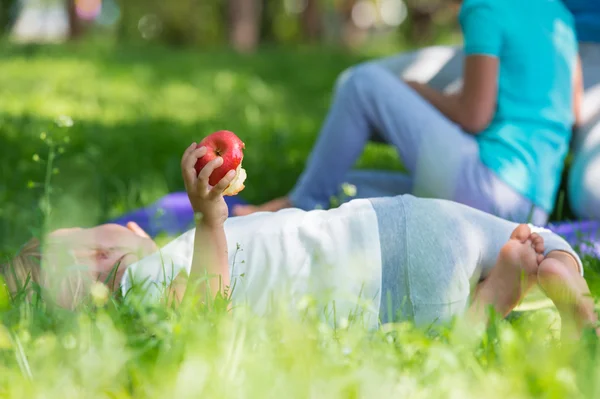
[563, 0, 600, 43]
[460, 0, 578, 213]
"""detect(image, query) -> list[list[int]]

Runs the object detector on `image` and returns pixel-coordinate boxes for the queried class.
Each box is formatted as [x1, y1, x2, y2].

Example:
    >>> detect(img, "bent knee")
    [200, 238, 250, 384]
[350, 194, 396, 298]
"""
[347, 63, 391, 85]
[334, 63, 381, 92]
[334, 66, 355, 92]
[336, 63, 407, 103]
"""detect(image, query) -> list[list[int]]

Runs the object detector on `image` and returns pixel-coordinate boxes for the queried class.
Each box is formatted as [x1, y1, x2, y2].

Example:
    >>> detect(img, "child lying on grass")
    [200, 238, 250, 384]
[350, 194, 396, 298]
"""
[2, 143, 598, 337]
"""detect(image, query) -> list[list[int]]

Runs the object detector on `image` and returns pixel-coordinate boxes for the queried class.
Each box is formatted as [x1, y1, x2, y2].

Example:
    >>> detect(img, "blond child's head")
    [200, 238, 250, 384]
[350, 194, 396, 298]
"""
[1, 224, 158, 309]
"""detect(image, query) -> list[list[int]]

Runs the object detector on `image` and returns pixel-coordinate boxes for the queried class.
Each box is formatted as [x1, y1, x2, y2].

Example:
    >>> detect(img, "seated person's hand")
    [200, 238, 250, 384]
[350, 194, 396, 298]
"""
[181, 143, 237, 227]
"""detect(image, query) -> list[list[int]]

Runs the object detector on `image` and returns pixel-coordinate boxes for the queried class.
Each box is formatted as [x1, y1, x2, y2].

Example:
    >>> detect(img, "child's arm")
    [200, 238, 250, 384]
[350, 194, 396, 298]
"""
[406, 55, 498, 134]
[187, 219, 230, 303]
[179, 143, 237, 304]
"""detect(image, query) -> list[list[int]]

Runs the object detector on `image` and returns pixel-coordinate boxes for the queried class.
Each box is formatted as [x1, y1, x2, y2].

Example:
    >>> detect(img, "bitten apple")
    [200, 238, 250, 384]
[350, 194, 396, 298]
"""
[194, 130, 247, 196]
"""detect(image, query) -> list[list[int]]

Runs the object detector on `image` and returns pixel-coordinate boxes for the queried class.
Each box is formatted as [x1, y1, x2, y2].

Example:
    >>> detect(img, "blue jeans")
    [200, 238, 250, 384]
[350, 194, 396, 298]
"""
[289, 63, 548, 225]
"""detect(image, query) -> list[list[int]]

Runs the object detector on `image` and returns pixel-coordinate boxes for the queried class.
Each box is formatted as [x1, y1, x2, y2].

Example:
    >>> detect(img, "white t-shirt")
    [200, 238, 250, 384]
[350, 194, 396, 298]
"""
[121, 199, 383, 328]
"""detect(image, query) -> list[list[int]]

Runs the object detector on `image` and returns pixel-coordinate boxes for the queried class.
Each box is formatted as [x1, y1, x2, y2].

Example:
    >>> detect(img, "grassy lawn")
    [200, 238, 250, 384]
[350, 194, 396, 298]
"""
[2, 41, 600, 398]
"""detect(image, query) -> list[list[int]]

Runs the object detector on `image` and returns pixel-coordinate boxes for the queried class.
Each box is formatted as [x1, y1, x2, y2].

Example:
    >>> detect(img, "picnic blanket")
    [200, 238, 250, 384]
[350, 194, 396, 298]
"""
[108, 192, 600, 258]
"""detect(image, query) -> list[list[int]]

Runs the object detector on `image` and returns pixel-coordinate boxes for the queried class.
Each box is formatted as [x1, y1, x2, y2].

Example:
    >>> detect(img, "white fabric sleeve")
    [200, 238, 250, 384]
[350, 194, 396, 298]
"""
[120, 228, 196, 302]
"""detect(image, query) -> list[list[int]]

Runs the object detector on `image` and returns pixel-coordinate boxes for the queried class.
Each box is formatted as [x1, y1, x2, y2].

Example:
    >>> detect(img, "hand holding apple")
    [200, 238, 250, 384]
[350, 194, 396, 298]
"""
[182, 144, 236, 226]
[193, 130, 247, 196]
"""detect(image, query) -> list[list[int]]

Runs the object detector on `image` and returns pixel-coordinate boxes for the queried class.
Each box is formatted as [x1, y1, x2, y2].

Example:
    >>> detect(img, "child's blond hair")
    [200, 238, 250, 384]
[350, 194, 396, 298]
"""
[1, 238, 90, 309]
[1, 238, 42, 297]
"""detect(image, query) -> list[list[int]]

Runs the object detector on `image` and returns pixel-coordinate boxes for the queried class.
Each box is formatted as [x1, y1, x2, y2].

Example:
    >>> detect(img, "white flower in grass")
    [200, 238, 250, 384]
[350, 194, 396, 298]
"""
[0, 325, 12, 349]
[499, 325, 518, 346]
[62, 334, 77, 349]
[55, 115, 74, 128]
[338, 317, 349, 329]
[90, 282, 109, 307]
[555, 368, 577, 392]
[175, 357, 209, 397]
[318, 322, 331, 335]
[342, 183, 357, 198]
[297, 295, 314, 311]
[18, 330, 31, 344]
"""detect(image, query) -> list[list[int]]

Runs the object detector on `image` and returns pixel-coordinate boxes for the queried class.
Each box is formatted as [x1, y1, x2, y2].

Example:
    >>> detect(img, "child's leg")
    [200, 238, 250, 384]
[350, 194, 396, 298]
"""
[397, 196, 585, 326]
[371, 196, 542, 327]
[431, 197, 596, 335]
[537, 252, 598, 338]
[467, 224, 544, 324]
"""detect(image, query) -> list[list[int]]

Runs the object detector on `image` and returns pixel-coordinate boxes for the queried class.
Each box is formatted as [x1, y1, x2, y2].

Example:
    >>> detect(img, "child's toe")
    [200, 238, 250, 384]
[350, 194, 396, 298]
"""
[537, 253, 545, 265]
[510, 224, 531, 242]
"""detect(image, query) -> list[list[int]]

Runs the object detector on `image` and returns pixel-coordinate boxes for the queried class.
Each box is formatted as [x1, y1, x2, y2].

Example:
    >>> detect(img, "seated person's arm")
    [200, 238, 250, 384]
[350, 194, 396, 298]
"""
[406, 55, 498, 134]
[406, 0, 503, 135]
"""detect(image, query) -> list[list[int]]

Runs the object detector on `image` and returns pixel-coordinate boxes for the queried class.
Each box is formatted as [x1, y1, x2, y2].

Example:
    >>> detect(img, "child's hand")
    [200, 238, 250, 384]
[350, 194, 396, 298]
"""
[181, 143, 236, 227]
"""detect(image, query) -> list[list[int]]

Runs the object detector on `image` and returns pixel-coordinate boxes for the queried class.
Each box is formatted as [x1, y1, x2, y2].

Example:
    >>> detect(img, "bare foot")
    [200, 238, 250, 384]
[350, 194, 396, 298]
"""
[232, 197, 293, 217]
[537, 257, 599, 339]
[469, 224, 544, 321]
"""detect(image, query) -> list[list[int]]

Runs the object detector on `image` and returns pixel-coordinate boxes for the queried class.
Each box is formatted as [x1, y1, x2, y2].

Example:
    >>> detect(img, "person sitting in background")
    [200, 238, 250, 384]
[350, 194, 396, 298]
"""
[567, 1, 600, 221]
[234, 0, 581, 228]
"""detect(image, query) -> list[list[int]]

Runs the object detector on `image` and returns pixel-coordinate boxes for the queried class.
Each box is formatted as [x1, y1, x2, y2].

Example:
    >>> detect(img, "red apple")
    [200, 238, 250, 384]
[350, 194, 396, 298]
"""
[194, 130, 247, 196]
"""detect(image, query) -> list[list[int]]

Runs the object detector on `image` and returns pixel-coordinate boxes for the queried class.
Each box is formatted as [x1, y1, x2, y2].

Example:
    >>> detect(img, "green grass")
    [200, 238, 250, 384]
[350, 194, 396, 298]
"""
[1, 274, 600, 398]
[2, 41, 600, 398]
[2, 256, 600, 399]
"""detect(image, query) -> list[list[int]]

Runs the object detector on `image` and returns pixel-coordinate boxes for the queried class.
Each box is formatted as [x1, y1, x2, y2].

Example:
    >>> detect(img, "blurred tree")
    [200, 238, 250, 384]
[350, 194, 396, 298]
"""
[228, 0, 262, 53]
[71, 0, 462, 50]
[66, 0, 83, 39]
[301, 0, 322, 42]
[258, 0, 274, 42]
[0, 0, 19, 33]
[338, 0, 363, 48]
[116, 0, 224, 46]
[265, 0, 301, 45]
[401, 0, 461, 45]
